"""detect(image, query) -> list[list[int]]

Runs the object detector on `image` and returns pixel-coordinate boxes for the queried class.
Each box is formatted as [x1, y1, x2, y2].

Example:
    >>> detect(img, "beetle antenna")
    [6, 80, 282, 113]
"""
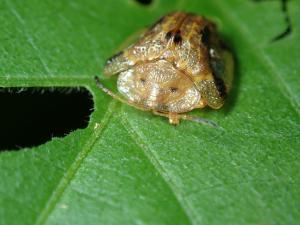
[180, 114, 219, 128]
[152, 111, 219, 127]
[95, 76, 150, 111]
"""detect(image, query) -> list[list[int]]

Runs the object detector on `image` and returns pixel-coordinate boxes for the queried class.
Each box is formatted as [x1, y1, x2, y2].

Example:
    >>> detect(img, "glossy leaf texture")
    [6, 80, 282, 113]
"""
[0, 0, 299, 225]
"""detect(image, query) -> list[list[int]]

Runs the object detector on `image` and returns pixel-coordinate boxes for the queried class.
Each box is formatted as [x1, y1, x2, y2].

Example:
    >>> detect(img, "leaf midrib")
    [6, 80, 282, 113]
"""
[119, 111, 195, 225]
[34, 100, 117, 225]
[34, 102, 196, 225]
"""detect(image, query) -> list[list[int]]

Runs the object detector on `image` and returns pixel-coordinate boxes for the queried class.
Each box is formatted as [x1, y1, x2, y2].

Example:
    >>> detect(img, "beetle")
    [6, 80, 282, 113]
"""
[95, 12, 234, 126]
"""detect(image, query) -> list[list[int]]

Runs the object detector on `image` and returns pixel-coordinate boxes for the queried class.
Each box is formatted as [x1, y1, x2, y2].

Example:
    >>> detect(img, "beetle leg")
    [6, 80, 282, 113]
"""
[152, 111, 218, 127]
[196, 98, 207, 108]
[152, 112, 180, 125]
[168, 113, 180, 125]
[151, 111, 179, 124]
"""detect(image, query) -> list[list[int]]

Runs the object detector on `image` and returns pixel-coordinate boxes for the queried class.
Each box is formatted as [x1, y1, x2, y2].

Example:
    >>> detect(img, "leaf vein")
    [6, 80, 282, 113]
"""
[34, 100, 117, 225]
[119, 111, 197, 225]
[5, 0, 52, 76]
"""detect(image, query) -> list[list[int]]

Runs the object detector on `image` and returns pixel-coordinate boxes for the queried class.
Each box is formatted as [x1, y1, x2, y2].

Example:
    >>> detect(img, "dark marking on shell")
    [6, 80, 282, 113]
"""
[165, 31, 173, 41]
[173, 31, 182, 44]
[165, 30, 182, 45]
[200, 26, 210, 46]
[213, 76, 226, 98]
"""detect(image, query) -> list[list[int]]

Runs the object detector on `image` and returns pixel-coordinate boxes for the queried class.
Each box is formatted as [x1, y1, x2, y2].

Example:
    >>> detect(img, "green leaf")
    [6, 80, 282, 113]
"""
[1, 0, 299, 225]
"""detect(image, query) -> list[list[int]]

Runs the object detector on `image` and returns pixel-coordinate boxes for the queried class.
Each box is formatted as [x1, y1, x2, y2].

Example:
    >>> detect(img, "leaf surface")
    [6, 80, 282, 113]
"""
[0, 0, 299, 225]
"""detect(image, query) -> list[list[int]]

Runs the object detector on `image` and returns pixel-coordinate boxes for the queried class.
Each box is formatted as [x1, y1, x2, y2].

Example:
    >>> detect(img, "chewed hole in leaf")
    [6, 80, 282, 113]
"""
[0, 87, 93, 151]
[251, 0, 292, 41]
[135, 0, 153, 6]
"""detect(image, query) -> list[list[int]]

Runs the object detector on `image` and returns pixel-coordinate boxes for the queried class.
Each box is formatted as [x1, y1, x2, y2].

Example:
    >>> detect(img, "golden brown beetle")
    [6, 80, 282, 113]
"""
[95, 12, 233, 126]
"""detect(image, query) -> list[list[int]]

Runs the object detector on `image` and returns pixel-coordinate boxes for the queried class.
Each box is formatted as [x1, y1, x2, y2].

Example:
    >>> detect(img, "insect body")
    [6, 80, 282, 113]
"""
[96, 12, 234, 125]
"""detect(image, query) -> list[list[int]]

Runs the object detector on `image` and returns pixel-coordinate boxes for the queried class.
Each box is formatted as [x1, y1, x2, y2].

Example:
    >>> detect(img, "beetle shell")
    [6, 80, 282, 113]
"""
[117, 59, 201, 113]
[104, 11, 233, 115]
